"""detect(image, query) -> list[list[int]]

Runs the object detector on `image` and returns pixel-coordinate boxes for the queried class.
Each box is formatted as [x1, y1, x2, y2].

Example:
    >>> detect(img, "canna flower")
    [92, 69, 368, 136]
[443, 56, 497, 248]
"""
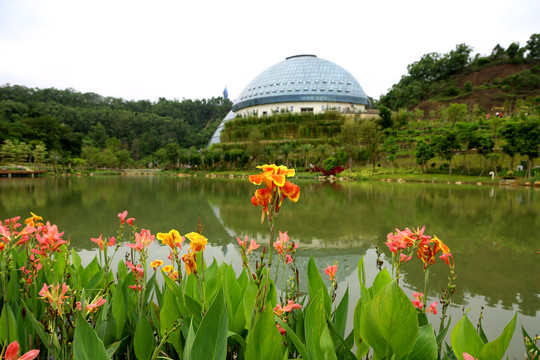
[273, 231, 298, 255]
[24, 212, 43, 227]
[77, 297, 106, 313]
[411, 292, 424, 310]
[162, 264, 174, 273]
[118, 211, 128, 224]
[126, 217, 135, 226]
[151, 259, 164, 269]
[285, 254, 293, 264]
[91, 234, 105, 250]
[39, 283, 70, 313]
[237, 235, 260, 254]
[32, 222, 67, 258]
[182, 250, 197, 275]
[168, 270, 179, 281]
[463, 353, 478, 360]
[399, 253, 412, 263]
[276, 323, 286, 336]
[128, 285, 142, 291]
[417, 235, 451, 269]
[125, 261, 144, 279]
[426, 301, 438, 315]
[280, 180, 300, 203]
[4, 340, 39, 360]
[273, 300, 302, 316]
[325, 265, 337, 281]
[157, 229, 184, 250]
[0, 242, 4, 252]
[126, 229, 155, 251]
[0, 224, 11, 241]
[185, 232, 207, 252]
[439, 252, 454, 268]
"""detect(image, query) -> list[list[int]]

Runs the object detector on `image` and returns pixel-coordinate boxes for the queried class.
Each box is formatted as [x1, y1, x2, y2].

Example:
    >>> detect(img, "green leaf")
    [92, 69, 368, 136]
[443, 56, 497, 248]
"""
[53, 250, 66, 282]
[333, 286, 349, 338]
[117, 260, 128, 281]
[105, 339, 124, 359]
[319, 325, 338, 360]
[305, 290, 327, 360]
[134, 313, 155, 360]
[324, 312, 356, 360]
[183, 319, 196, 360]
[357, 256, 366, 286]
[407, 324, 437, 360]
[21, 300, 61, 354]
[478, 313, 517, 360]
[160, 287, 182, 356]
[371, 268, 391, 297]
[227, 331, 247, 358]
[276, 318, 309, 360]
[81, 257, 100, 285]
[451, 315, 485, 360]
[203, 259, 221, 304]
[73, 312, 110, 360]
[436, 316, 452, 347]
[0, 303, 18, 343]
[354, 273, 371, 359]
[307, 256, 331, 316]
[111, 279, 127, 339]
[243, 282, 257, 330]
[246, 305, 283, 360]
[71, 248, 82, 270]
[360, 280, 418, 359]
[189, 287, 228, 360]
[225, 265, 245, 334]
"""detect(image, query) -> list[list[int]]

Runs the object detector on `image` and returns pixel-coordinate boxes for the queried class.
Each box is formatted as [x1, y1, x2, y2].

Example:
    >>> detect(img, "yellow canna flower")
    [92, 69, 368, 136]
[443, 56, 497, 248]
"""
[25, 212, 43, 227]
[182, 250, 197, 276]
[185, 232, 208, 252]
[162, 265, 174, 273]
[151, 259, 163, 269]
[157, 229, 183, 250]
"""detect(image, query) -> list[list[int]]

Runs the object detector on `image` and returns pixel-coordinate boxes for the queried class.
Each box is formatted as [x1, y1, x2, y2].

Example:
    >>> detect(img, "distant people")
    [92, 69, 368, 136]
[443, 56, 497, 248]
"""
[499, 113, 502, 118]
[486, 114, 490, 119]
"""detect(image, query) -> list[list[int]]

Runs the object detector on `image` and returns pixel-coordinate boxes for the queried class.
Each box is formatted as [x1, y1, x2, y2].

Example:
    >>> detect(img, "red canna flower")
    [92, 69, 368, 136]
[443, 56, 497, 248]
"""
[4, 340, 39, 360]
[118, 211, 128, 224]
[325, 265, 337, 281]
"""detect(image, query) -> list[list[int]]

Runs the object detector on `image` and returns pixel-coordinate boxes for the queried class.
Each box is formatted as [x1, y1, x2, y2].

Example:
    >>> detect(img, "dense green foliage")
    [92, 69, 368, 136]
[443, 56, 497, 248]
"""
[0, 84, 232, 167]
[380, 34, 540, 110]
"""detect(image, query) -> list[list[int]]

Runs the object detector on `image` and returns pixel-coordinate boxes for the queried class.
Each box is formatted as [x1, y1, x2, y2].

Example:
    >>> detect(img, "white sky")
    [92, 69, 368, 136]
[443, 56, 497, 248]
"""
[0, 0, 538, 103]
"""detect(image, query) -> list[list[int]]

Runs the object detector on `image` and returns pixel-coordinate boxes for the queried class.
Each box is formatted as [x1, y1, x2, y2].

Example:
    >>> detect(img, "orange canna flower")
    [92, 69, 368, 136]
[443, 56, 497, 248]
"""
[4, 340, 40, 360]
[157, 229, 183, 250]
[151, 259, 164, 269]
[281, 181, 300, 202]
[325, 265, 337, 281]
[182, 250, 197, 275]
[185, 232, 207, 252]
[24, 212, 43, 228]
[77, 297, 106, 313]
[91, 234, 105, 250]
[273, 300, 302, 316]
[162, 264, 173, 273]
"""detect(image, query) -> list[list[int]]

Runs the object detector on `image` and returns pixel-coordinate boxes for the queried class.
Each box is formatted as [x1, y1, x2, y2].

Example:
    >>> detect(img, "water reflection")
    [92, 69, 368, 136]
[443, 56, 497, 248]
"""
[1, 176, 538, 356]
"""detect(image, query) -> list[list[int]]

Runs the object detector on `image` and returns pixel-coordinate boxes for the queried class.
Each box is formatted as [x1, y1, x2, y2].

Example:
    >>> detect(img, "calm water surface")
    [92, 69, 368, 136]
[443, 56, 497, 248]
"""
[1, 176, 539, 358]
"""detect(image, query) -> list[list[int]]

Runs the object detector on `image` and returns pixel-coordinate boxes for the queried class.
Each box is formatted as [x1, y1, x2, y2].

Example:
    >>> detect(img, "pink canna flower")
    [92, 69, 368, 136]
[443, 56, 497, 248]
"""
[126, 217, 135, 226]
[128, 285, 142, 291]
[285, 254, 293, 264]
[126, 229, 155, 251]
[39, 282, 70, 313]
[276, 323, 286, 336]
[4, 341, 40, 360]
[463, 353, 478, 360]
[246, 239, 260, 254]
[426, 301, 438, 315]
[412, 292, 424, 310]
[325, 265, 337, 281]
[77, 297, 106, 313]
[125, 261, 144, 279]
[399, 253, 412, 263]
[273, 300, 302, 316]
[118, 211, 128, 224]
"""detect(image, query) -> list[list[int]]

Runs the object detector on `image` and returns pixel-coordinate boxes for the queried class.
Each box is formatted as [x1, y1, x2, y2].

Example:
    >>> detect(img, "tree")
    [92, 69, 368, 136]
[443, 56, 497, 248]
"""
[434, 130, 460, 175]
[383, 136, 398, 174]
[500, 122, 520, 172]
[443, 103, 468, 126]
[377, 105, 393, 129]
[491, 44, 505, 60]
[469, 133, 494, 176]
[358, 119, 382, 171]
[526, 33, 540, 59]
[415, 139, 435, 173]
[515, 119, 540, 178]
[506, 42, 525, 61]
[340, 122, 361, 172]
[463, 81, 472, 93]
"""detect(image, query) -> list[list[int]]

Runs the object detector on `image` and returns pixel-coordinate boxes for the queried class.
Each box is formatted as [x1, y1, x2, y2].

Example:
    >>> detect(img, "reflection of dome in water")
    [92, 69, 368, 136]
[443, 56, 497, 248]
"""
[209, 55, 369, 146]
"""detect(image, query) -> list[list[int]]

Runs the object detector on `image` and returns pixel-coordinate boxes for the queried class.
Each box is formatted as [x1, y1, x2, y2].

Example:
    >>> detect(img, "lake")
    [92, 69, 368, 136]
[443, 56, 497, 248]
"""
[1, 175, 538, 358]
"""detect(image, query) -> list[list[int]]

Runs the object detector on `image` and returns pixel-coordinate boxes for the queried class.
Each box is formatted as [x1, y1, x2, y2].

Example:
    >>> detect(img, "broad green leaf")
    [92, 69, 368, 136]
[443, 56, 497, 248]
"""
[371, 268, 391, 297]
[307, 256, 331, 315]
[163, 271, 183, 300]
[81, 257, 100, 285]
[276, 318, 309, 360]
[189, 287, 228, 360]
[437, 316, 452, 347]
[324, 312, 356, 360]
[160, 287, 182, 356]
[305, 291, 327, 360]
[333, 286, 349, 338]
[111, 280, 127, 339]
[71, 248, 82, 270]
[237, 268, 248, 290]
[7, 272, 20, 303]
[354, 273, 371, 359]
[203, 259, 221, 304]
[226, 265, 245, 333]
[0, 303, 18, 343]
[246, 305, 283, 360]
[360, 281, 418, 359]
[451, 315, 485, 360]
[407, 324, 437, 360]
[134, 313, 155, 360]
[53, 250, 66, 282]
[21, 300, 61, 354]
[320, 325, 338, 360]
[73, 312, 110, 360]
[478, 313, 517, 360]
[105, 339, 124, 358]
[183, 319, 196, 360]
[227, 331, 247, 359]
[116, 260, 127, 281]
[477, 315, 489, 344]
[243, 281, 257, 330]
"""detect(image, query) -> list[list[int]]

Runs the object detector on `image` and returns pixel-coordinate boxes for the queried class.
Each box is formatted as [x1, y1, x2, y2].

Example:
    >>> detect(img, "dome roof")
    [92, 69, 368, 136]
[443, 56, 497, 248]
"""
[232, 55, 368, 112]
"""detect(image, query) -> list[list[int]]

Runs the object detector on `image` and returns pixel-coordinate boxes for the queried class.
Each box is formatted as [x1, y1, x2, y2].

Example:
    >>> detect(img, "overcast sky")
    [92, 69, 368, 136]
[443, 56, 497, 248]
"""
[0, 0, 538, 103]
